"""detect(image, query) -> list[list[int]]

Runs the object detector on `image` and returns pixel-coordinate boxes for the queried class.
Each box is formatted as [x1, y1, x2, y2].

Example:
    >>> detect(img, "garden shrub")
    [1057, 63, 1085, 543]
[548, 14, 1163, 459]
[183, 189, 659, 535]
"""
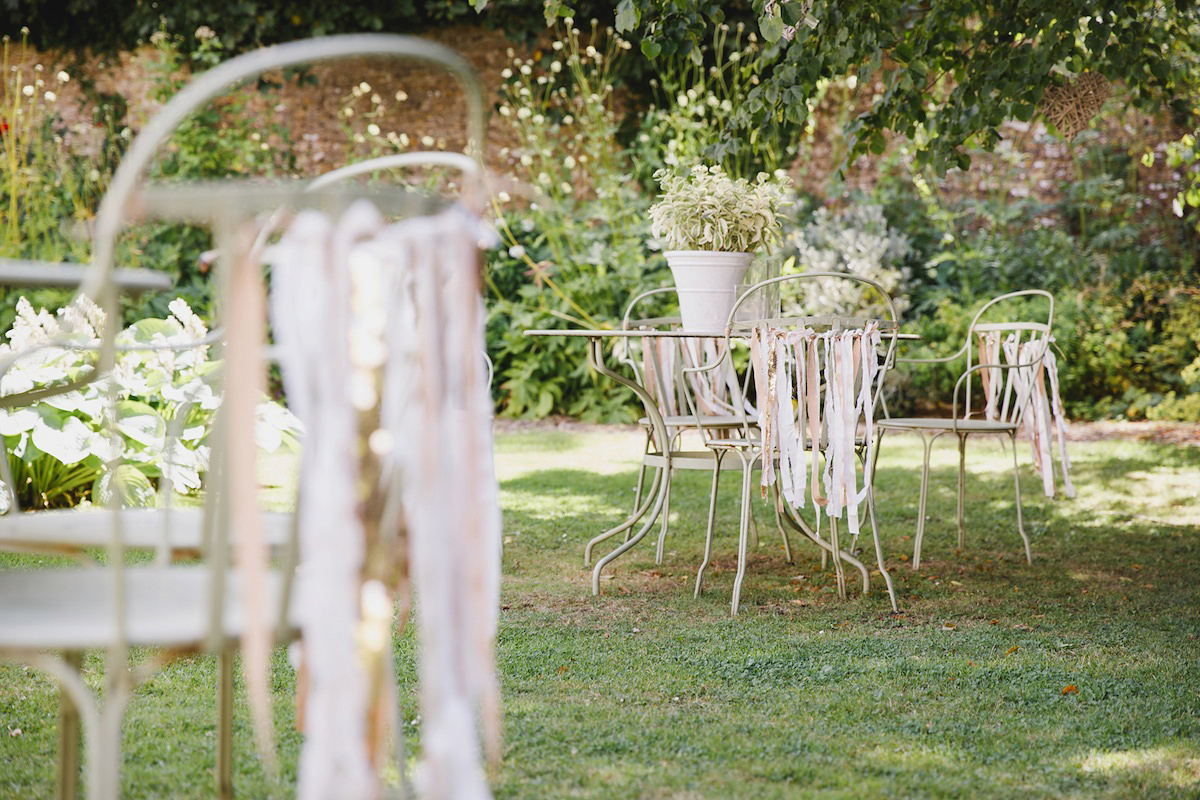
[485, 19, 665, 420]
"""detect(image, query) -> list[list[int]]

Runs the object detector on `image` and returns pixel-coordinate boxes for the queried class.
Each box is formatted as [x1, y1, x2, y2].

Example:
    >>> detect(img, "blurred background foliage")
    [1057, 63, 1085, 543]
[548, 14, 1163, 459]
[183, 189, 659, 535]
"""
[2, 1, 1198, 423]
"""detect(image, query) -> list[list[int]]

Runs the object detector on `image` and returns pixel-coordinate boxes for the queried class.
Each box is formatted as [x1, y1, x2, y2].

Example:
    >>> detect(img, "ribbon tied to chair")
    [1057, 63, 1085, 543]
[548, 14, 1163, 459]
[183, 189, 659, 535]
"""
[750, 321, 885, 536]
[976, 331, 1075, 499]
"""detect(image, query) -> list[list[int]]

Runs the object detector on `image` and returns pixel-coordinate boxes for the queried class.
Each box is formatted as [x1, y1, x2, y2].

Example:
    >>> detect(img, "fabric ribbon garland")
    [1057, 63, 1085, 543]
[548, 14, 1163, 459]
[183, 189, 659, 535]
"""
[751, 322, 884, 535]
[979, 332, 1075, 499]
[270, 200, 502, 800]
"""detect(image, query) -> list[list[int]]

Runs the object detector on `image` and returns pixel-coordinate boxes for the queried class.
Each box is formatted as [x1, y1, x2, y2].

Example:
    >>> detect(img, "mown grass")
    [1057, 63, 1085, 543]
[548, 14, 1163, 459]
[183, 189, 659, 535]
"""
[1, 428, 1198, 798]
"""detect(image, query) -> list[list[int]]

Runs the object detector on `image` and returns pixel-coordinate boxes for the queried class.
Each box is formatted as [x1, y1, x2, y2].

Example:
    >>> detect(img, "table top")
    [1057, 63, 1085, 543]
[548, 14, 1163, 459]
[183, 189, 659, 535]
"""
[524, 328, 921, 340]
[524, 328, 726, 339]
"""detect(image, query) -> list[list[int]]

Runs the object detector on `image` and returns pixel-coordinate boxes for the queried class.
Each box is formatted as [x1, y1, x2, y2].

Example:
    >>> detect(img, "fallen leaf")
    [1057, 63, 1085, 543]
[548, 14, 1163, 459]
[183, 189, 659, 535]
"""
[949, 580, 964, 587]
[989, 619, 1000, 625]
[558, 665, 569, 675]
[1005, 646, 1019, 655]
[1061, 684, 1078, 695]
[940, 622, 957, 631]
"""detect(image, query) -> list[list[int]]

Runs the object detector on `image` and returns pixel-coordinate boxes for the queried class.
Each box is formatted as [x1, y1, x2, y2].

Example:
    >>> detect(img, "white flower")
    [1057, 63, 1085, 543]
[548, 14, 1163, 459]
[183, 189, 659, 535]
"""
[552, 41, 564, 51]
[501, 68, 513, 79]
[520, 64, 532, 76]
[56, 70, 69, 83]
[358, 81, 371, 93]
[21, 85, 32, 97]
[508, 244, 525, 258]
[395, 90, 408, 102]
[563, 155, 576, 169]
[517, 107, 532, 120]
[367, 123, 380, 136]
[421, 135, 435, 147]
[520, 154, 533, 166]
[562, 115, 574, 125]
[43, 91, 55, 102]
[550, 61, 562, 73]
[499, 105, 512, 116]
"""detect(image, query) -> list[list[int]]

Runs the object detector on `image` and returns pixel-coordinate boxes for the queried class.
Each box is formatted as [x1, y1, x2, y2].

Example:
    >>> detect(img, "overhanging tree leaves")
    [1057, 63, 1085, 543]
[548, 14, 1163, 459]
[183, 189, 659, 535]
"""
[538, 0, 1200, 174]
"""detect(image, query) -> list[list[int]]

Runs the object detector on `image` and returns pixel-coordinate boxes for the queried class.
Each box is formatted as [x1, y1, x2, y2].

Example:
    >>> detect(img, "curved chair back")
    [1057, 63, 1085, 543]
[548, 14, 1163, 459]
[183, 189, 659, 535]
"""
[959, 289, 1055, 425]
[697, 271, 899, 444]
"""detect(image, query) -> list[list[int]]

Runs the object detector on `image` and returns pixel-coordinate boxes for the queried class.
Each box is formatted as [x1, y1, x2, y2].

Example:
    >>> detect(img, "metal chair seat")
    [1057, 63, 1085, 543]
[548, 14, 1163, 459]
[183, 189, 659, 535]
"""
[0, 567, 299, 650]
[0, 508, 293, 560]
[877, 417, 1018, 433]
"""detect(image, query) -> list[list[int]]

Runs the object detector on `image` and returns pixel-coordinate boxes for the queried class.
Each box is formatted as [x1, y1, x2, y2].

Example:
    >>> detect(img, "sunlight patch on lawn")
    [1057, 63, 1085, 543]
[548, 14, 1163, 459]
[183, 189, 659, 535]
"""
[1080, 745, 1200, 789]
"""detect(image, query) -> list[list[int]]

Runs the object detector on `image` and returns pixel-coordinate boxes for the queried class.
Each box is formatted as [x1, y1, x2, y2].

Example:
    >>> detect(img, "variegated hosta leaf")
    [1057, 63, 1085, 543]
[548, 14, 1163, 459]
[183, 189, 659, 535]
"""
[30, 411, 98, 466]
[0, 407, 40, 436]
[116, 400, 168, 449]
[92, 463, 157, 508]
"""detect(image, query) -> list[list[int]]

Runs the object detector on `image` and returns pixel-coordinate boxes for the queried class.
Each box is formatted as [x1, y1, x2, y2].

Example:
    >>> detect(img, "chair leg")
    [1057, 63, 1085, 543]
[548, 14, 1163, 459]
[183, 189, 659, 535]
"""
[586, 463, 663, 566]
[730, 454, 756, 616]
[217, 647, 235, 800]
[1009, 430, 1033, 564]
[866, 487, 898, 613]
[56, 651, 82, 800]
[957, 434, 967, 550]
[913, 432, 935, 570]
[695, 450, 725, 598]
[654, 468, 673, 565]
[830, 516, 847, 600]
[770, 480, 793, 564]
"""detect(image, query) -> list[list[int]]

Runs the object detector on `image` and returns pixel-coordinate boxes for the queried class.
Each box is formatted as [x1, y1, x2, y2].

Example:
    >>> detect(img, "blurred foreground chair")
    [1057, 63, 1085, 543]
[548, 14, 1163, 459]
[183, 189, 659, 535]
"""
[0, 33, 495, 800]
[687, 273, 900, 615]
[875, 290, 1058, 569]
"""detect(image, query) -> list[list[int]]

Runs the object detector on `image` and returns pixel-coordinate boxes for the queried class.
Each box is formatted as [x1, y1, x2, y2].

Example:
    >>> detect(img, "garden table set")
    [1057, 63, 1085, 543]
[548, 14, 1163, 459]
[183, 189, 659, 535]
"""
[525, 277, 1070, 616]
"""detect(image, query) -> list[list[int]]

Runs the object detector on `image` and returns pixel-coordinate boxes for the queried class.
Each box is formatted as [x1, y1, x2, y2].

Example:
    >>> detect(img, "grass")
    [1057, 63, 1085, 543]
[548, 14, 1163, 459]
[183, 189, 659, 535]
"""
[1, 427, 1198, 798]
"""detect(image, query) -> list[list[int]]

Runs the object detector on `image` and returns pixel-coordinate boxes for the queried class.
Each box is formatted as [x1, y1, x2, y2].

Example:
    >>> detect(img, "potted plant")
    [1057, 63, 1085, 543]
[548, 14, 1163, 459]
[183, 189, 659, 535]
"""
[648, 165, 790, 330]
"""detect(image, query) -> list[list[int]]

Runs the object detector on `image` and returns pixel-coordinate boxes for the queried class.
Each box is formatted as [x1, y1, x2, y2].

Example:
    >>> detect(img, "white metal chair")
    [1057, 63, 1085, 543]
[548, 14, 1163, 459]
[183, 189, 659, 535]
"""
[0, 33, 489, 800]
[686, 272, 900, 615]
[875, 289, 1055, 569]
[602, 286, 783, 567]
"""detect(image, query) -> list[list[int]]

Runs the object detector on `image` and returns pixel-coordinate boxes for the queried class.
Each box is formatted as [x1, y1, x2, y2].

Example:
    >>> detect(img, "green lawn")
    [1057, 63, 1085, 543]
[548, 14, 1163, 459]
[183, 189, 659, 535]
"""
[2, 427, 1198, 798]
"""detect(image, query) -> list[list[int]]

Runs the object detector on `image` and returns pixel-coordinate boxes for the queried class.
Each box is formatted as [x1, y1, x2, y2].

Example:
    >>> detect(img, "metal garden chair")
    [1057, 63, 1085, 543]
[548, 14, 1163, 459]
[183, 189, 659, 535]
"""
[604, 286, 782, 567]
[874, 289, 1055, 569]
[685, 272, 900, 615]
[0, 33, 489, 800]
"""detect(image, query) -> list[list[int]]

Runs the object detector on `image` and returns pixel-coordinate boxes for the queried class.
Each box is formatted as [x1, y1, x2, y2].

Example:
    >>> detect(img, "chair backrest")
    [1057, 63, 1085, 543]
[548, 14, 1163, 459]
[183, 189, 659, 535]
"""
[621, 286, 745, 435]
[686, 272, 899, 528]
[959, 289, 1055, 425]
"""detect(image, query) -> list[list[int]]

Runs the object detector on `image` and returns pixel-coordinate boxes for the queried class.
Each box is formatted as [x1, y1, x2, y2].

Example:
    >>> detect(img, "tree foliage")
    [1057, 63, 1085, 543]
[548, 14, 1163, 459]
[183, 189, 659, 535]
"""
[540, 0, 1200, 173]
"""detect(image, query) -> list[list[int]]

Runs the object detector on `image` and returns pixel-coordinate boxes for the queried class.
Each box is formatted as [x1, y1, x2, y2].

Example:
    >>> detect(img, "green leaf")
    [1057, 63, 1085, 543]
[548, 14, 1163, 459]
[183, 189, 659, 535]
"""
[117, 400, 167, 447]
[616, 0, 639, 33]
[123, 317, 182, 344]
[640, 39, 661, 59]
[30, 412, 96, 465]
[93, 463, 157, 508]
[0, 408, 40, 436]
[760, 14, 785, 44]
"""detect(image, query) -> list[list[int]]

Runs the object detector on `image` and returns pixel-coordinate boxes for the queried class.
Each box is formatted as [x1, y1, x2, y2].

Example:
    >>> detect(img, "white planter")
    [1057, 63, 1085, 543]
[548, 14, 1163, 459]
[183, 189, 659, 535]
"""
[664, 250, 754, 332]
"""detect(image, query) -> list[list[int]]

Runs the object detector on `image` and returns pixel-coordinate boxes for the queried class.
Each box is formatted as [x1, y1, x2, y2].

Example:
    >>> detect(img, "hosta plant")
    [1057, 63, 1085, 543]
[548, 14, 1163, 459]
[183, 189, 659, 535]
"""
[648, 164, 791, 252]
[0, 296, 301, 511]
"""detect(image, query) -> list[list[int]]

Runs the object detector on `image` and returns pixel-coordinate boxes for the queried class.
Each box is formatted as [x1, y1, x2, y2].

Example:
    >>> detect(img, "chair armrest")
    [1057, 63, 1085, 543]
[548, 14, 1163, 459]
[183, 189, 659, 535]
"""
[0, 259, 172, 294]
